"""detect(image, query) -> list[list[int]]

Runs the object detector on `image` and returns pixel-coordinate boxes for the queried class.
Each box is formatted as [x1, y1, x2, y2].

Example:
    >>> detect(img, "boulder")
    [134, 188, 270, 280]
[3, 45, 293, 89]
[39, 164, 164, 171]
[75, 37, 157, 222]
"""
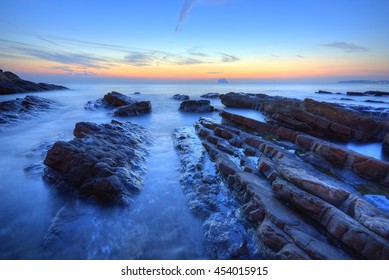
[315, 90, 333, 94]
[172, 94, 190, 101]
[113, 101, 151, 116]
[384, 134, 389, 154]
[201, 92, 220, 98]
[103, 91, 135, 107]
[179, 100, 215, 113]
[0, 69, 67, 94]
[43, 121, 149, 204]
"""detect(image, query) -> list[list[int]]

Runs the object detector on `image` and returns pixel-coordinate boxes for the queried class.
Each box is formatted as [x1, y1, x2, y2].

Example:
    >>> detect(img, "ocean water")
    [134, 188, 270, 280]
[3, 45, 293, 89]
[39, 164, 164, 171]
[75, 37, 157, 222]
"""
[0, 82, 388, 259]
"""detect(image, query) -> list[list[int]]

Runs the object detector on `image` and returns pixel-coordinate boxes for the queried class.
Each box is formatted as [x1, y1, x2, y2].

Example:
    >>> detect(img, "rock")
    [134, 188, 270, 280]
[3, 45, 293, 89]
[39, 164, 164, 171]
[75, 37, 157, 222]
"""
[0, 95, 56, 127]
[113, 101, 151, 116]
[347, 92, 367, 96]
[179, 100, 215, 113]
[0, 69, 67, 94]
[133, 91, 141, 95]
[193, 116, 389, 259]
[365, 91, 389, 97]
[172, 94, 190, 101]
[201, 92, 220, 98]
[384, 134, 389, 154]
[43, 121, 149, 204]
[217, 78, 229, 84]
[315, 90, 333, 94]
[365, 100, 386, 104]
[85, 91, 152, 116]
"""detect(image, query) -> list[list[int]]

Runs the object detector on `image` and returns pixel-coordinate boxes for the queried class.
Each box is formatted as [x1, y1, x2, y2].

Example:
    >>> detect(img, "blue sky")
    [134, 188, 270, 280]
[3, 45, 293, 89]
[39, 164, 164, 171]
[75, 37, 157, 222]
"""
[1, 0, 388, 83]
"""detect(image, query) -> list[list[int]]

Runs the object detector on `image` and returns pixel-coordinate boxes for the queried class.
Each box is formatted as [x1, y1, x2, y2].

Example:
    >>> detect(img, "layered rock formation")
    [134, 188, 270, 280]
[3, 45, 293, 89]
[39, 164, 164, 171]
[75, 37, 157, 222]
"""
[85, 91, 152, 116]
[0, 69, 67, 94]
[193, 115, 389, 259]
[0, 95, 56, 127]
[43, 120, 149, 204]
[220, 92, 388, 143]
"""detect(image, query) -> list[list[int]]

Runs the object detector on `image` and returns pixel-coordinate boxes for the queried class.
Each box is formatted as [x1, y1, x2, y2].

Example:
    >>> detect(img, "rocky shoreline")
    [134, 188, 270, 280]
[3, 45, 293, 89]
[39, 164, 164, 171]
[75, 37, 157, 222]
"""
[0, 69, 67, 94]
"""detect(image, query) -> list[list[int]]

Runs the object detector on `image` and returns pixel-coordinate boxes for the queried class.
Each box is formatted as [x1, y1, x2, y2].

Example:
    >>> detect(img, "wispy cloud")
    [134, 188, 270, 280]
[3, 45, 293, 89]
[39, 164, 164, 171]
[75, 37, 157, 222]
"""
[220, 53, 239, 62]
[296, 55, 305, 58]
[125, 52, 155, 67]
[176, 0, 202, 31]
[321, 42, 369, 52]
[207, 71, 221, 74]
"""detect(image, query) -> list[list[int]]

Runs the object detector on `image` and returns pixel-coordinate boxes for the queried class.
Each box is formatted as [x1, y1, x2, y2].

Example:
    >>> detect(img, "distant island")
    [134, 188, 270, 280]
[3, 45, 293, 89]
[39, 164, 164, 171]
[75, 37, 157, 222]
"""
[217, 78, 229, 84]
[338, 80, 389, 84]
[0, 69, 68, 95]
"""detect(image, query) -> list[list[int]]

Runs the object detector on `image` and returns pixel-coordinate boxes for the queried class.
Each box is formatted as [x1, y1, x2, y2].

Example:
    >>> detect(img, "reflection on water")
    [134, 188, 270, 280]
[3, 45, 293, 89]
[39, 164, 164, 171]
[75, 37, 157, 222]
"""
[0, 82, 388, 259]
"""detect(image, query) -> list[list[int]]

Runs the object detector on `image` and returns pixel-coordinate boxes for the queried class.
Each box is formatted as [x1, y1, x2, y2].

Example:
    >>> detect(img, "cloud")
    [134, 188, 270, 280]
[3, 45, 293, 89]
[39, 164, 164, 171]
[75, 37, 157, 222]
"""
[296, 55, 305, 58]
[207, 71, 221, 74]
[176, 0, 202, 31]
[125, 52, 155, 67]
[220, 53, 239, 62]
[321, 42, 369, 52]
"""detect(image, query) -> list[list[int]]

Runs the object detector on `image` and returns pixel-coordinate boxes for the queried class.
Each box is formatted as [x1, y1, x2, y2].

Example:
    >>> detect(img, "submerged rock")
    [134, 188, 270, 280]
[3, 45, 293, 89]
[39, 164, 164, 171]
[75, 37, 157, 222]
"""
[0, 95, 56, 127]
[85, 91, 151, 116]
[0, 69, 67, 94]
[179, 100, 215, 113]
[43, 120, 149, 204]
[172, 94, 190, 101]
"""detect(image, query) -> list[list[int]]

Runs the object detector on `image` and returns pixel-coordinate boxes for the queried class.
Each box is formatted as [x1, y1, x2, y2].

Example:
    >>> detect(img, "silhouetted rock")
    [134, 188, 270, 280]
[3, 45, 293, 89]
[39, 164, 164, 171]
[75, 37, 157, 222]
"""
[315, 90, 333, 94]
[201, 92, 220, 98]
[172, 94, 190, 101]
[347, 92, 367, 96]
[43, 120, 149, 204]
[365, 91, 389, 96]
[133, 91, 141, 95]
[0, 69, 67, 94]
[179, 100, 215, 113]
[0, 95, 56, 127]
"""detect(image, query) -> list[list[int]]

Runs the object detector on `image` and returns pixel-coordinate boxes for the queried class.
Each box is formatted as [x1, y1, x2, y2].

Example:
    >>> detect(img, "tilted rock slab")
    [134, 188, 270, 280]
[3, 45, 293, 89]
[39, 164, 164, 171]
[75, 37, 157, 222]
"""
[43, 120, 149, 204]
[195, 117, 389, 259]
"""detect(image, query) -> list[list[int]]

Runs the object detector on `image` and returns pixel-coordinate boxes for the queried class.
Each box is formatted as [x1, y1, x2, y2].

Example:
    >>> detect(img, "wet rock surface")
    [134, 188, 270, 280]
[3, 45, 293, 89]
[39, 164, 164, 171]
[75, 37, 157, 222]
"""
[201, 92, 220, 99]
[179, 100, 215, 113]
[172, 94, 190, 101]
[193, 115, 389, 259]
[220, 92, 389, 142]
[173, 127, 262, 259]
[0, 69, 67, 94]
[85, 91, 152, 116]
[0, 95, 56, 127]
[43, 120, 149, 204]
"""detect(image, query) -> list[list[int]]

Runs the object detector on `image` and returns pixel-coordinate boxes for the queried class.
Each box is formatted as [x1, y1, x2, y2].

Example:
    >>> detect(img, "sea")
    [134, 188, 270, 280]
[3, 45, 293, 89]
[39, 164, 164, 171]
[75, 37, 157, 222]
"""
[0, 82, 388, 259]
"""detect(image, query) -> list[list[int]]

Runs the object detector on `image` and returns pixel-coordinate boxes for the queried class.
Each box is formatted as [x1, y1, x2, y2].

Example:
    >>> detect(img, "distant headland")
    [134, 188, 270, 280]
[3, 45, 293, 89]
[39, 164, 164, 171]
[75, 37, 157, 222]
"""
[0, 69, 68, 95]
[338, 79, 389, 84]
[217, 78, 229, 84]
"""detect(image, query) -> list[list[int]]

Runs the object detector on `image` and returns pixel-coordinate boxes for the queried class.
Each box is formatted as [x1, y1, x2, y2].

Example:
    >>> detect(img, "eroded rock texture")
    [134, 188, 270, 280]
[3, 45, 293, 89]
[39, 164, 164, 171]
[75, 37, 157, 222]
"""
[193, 115, 389, 259]
[43, 120, 149, 204]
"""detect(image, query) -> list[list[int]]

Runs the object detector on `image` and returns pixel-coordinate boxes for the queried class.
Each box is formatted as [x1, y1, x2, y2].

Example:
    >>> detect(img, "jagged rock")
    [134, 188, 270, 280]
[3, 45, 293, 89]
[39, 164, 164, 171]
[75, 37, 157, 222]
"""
[179, 100, 215, 113]
[0, 69, 67, 94]
[172, 94, 190, 101]
[43, 121, 149, 204]
[201, 93, 220, 98]
[85, 91, 152, 116]
[0, 95, 56, 127]
[193, 116, 389, 259]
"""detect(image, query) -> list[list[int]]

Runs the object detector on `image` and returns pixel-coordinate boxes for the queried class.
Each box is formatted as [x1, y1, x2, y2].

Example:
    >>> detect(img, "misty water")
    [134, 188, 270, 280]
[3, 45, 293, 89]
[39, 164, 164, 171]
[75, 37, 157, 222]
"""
[0, 83, 388, 259]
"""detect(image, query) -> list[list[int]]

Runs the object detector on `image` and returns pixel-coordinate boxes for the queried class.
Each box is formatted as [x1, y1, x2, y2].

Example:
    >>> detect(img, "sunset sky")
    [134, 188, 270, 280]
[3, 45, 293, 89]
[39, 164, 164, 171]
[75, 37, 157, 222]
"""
[1, 0, 388, 83]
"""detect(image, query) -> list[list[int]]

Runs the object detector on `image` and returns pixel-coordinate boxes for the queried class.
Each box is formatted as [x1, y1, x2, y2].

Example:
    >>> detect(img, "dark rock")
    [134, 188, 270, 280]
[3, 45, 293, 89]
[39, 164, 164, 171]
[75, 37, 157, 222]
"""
[0, 69, 67, 94]
[384, 134, 389, 154]
[315, 90, 333, 94]
[365, 100, 386, 104]
[347, 92, 367, 96]
[201, 92, 220, 99]
[113, 101, 151, 116]
[365, 91, 389, 97]
[0, 95, 56, 127]
[179, 100, 215, 113]
[341, 98, 354, 101]
[133, 91, 141, 95]
[43, 121, 149, 204]
[85, 91, 152, 116]
[172, 94, 190, 101]
[217, 78, 229, 84]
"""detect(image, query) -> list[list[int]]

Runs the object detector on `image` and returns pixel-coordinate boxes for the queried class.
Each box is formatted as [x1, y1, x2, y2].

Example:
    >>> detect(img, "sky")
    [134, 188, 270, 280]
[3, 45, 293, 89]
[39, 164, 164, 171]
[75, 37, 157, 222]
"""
[0, 0, 388, 83]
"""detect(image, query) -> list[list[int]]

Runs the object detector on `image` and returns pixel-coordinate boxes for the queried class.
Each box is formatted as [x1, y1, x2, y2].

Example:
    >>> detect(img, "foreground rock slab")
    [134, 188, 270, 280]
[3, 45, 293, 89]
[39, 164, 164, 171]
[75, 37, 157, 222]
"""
[179, 100, 215, 113]
[43, 120, 149, 204]
[0, 95, 56, 127]
[0, 69, 67, 94]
